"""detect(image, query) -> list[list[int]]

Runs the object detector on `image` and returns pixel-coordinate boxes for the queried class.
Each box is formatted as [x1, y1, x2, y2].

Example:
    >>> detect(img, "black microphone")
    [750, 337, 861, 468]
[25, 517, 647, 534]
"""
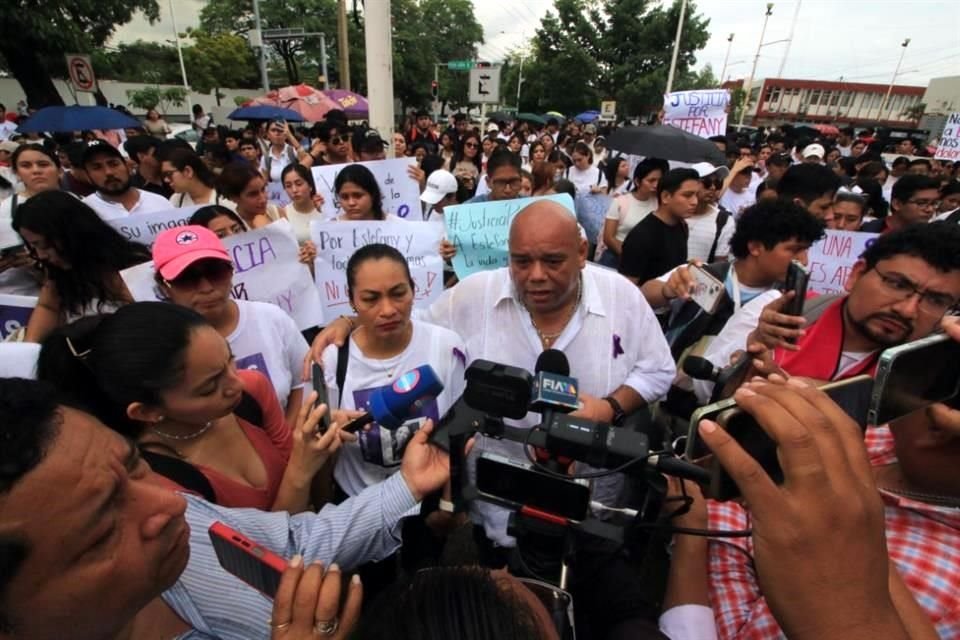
[529, 349, 579, 414]
[536, 348, 570, 376]
[682, 356, 721, 382]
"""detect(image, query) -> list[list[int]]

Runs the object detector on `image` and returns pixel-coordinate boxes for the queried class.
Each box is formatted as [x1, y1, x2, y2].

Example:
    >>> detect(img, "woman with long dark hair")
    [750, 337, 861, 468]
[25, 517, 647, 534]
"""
[597, 157, 666, 267]
[12, 190, 150, 342]
[448, 132, 482, 196]
[333, 164, 388, 221]
[162, 147, 235, 210]
[217, 161, 278, 230]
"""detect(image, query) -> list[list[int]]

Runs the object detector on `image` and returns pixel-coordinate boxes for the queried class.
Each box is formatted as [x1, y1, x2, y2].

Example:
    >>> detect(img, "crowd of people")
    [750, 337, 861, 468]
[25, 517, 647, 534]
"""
[1, 99, 959, 640]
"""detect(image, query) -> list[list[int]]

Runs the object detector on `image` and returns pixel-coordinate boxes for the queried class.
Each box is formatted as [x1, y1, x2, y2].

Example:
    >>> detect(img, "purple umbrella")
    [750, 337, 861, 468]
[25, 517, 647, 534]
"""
[322, 89, 369, 119]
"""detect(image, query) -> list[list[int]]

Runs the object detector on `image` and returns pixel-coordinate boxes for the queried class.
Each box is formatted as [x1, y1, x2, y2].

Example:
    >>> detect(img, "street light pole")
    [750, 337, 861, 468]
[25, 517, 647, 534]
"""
[167, 0, 192, 116]
[738, 3, 774, 128]
[664, 0, 688, 95]
[319, 33, 329, 89]
[252, 0, 269, 92]
[516, 55, 525, 111]
[880, 38, 910, 122]
[720, 33, 734, 84]
[777, 0, 801, 78]
[338, 0, 351, 91]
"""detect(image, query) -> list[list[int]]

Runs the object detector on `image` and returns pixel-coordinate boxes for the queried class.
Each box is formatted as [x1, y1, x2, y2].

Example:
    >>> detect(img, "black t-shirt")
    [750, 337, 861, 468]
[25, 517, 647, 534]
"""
[130, 173, 173, 199]
[618, 213, 688, 285]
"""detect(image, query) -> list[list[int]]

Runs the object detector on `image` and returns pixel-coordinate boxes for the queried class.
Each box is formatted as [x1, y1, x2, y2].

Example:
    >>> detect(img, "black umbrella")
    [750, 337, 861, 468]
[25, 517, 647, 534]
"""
[606, 125, 726, 165]
[485, 110, 514, 123]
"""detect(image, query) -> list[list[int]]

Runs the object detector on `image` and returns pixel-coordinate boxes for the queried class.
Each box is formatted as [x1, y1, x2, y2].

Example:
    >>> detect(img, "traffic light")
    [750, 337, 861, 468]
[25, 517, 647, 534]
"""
[475, 61, 492, 68]
[431, 80, 439, 99]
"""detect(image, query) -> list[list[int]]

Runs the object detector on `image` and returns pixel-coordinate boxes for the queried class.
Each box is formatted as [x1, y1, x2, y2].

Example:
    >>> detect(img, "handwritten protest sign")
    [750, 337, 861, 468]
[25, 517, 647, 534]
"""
[267, 181, 292, 207]
[106, 205, 202, 247]
[807, 229, 878, 295]
[934, 112, 960, 161]
[444, 194, 575, 279]
[663, 90, 729, 139]
[311, 158, 420, 220]
[310, 220, 444, 323]
[0, 294, 36, 340]
[120, 221, 323, 330]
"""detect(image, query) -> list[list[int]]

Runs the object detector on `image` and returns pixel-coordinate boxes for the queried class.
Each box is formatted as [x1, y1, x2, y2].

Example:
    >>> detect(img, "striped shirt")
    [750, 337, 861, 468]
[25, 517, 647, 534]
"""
[163, 472, 417, 639]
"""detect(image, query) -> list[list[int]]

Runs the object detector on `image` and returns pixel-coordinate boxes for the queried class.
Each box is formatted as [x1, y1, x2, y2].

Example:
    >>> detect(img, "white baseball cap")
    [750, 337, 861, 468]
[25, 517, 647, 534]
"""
[802, 143, 825, 159]
[486, 123, 500, 133]
[689, 162, 730, 180]
[420, 169, 459, 205]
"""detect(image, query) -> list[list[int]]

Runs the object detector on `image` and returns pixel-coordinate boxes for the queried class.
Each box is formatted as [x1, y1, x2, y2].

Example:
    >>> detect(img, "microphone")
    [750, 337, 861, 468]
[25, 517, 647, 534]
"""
[682, 356, 721, 382]
[344, 365, 444, 432]
[529, 349, 580, 414]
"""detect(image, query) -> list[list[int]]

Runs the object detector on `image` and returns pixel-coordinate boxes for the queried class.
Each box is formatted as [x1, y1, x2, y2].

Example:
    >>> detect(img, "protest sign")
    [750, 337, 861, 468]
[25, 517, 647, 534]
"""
[311, 158, 420, 220]
[310, 220, 444, 324]
[663, 89, 729, 139]
[806, 229, 878, 295]
[120, 221, 323, 330]
[106, 205, 202, 247]
[934, 112, 960, 161]
[267, 181, 292, 207]
[444, 194, 575, 279]
[0, 294, 36, 340]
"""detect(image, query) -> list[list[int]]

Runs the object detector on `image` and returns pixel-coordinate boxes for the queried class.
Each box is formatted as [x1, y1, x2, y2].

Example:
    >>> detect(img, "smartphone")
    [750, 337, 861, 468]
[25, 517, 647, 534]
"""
[311, 362, 331, 433]
[686, 375, 874, 501]
[710, 351, 752, 405]
[475, 452, 591, 522]
[869, 333, 960, 425]
[0, 244, 24, 258]
[689, 265, 725, 314]
[209, 521, 287, 598]
[782, 260, 810, 321]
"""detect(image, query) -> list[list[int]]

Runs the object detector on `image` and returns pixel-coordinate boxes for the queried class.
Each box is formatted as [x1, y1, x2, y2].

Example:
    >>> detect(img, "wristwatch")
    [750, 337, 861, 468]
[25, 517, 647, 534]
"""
[603, 396, 626, 426]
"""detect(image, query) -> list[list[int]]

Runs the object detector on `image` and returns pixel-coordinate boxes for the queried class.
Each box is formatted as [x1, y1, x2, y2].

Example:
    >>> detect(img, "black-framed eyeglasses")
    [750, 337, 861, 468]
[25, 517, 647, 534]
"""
[906, 198, 940, 209]
[701, 177, 723, 189]
[161, 169, 179, 181]
[492, 177, 523, 190]
[872, 266, 957, 315]
[169, 259, 234, 288]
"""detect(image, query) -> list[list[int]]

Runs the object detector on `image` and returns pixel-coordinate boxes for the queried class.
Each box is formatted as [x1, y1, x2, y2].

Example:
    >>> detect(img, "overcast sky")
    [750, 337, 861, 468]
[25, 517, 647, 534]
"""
[114, 0, 959, 87]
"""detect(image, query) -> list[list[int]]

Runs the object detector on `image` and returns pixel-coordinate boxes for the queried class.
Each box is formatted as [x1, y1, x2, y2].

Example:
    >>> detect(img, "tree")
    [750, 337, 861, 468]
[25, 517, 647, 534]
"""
[92, 40, 182, 84]
[0, 0, 160, 108]
[183, 29, 260, 97]
[419, 0, 484, 113]
[126, 86, 188, 114]
[903, 102, 926, 122]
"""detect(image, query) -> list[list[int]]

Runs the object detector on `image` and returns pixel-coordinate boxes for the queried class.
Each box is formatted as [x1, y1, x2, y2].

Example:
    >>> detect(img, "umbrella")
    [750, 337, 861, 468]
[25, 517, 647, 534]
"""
[574, 110, 601, 123]
[815, 124, 840, 137]
[545, 111, 566, 120]
[17, 105, 141, 133]
[517, 112, 547, 125]
[248, 84, 340, 122]
[228, 105, 304, 121]
[321, 89, 368, 119]
[606, 125, 726, 165]
[485, 110, 514, 123]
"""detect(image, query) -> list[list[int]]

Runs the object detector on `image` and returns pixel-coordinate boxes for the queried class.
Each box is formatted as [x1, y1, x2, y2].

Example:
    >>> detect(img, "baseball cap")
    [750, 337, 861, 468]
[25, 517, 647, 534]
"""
[767, 152, 793, 167]
[152, 225, 231, 281]
[583, 123, 597, 134]
[81, 140, 123, 165]
[689, 162, 730, 180]
[0, 140, 19, 154]
[486, 123, 499, 133]
[355, 128, 389, 153]
[802, 143, 825, 159]
[420, 170, 458, 205]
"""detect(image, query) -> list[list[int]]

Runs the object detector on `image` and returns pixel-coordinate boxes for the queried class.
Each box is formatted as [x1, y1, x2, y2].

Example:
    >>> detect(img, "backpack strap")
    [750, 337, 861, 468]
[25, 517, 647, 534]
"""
[336, 338, 350, 407]
[178, 192, 186, 207]
[141, 449, 217, 503]
[233, 389, 265, 429]
[801, 292, 843, 324]
[707, 208, 731, 263]
[9, 193, 17, 219]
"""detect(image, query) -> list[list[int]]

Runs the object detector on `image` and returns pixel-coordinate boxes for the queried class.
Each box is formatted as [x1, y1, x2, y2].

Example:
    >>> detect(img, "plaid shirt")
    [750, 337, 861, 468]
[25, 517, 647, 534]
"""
[706, 426, 960, 639]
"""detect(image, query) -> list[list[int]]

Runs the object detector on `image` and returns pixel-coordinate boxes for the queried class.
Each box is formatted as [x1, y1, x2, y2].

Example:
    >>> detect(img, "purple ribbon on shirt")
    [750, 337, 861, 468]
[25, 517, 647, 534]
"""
[612, 333, 624, 359]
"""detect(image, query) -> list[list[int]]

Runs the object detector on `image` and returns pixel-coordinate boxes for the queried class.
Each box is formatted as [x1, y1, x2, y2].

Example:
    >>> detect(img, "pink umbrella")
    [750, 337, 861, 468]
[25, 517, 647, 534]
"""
[322, 89, 369, 119]
[249, 84, 340, 122]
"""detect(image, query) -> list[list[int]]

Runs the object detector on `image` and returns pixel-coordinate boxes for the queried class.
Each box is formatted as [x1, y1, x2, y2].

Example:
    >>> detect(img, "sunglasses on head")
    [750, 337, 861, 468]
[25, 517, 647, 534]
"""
[169, 259, 233, 288]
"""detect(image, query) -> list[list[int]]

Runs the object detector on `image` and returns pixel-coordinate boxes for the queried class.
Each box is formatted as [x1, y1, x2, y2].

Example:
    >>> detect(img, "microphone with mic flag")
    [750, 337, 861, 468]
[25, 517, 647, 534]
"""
[343, 365, 444, 433]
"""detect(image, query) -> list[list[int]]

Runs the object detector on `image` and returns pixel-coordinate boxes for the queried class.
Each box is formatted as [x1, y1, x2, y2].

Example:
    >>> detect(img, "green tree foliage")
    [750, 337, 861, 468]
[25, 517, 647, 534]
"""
[417, 0, 484, 113]
[91, 40, 182, 84]
[182, 29, 261, 96]
[0, 0, 161, 107]
[126, 86, 188, 113]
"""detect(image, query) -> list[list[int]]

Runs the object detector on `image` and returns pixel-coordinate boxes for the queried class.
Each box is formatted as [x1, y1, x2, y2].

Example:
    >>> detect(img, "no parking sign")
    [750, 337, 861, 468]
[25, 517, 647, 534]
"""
[65, 54, 96, 93]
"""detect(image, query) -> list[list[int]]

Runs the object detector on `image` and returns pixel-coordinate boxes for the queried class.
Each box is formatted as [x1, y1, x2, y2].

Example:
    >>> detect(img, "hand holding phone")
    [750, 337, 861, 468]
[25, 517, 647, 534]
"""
[209, 522, 287, 598]
[689, 264, 725, 314]
[311, 362, 331, 434]
[781, 261, 810, 327]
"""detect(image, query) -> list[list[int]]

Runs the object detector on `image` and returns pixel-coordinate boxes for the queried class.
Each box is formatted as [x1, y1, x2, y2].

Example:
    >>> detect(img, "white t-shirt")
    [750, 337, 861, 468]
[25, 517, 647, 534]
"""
[719, 186, 756, 218]
[686, 204, 735, 263]
[322, 319, 467, 496]
[226, 300, 309, 410]
[0, 342, 40, 378]
[168, 190, 238, 212]
[565, 165, 607, 195]
[260, 145, 299, 183]
[286, 205, 326, 244]
[82, 189, 172, 221]
[604, 194, 657, 243]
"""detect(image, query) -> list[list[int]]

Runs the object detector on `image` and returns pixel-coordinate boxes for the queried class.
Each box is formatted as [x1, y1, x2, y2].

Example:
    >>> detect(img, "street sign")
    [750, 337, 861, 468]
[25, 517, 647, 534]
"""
[600, 100, 617, 120]
[469, 66, 501, 104]
[447, 60, 474, 71]
[65, 54, 96, 93]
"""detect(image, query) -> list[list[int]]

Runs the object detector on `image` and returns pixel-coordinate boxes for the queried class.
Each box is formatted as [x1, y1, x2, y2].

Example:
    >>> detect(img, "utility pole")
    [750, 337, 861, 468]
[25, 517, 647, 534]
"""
[880, 38, 910, 121]
[337, 0, 351, 91]
[720, 33, 734, 84]
[252, 0, 269, 92]
[664, 0, 688, 95]
[516, 55, 525, 111]
[319, 33, 330, 89]
[739, 3, 774, 128]
[365, 0, 394, 157]
[777, 0, 801, 78]
[168, 0, 192, 115]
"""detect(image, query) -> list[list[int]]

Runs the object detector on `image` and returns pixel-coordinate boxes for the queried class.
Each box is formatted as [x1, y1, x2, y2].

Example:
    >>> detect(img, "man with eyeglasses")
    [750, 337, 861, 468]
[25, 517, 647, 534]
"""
[464, 149, 524, 204]
[314, 122, 352, 166]
[861, 174, 940, 234]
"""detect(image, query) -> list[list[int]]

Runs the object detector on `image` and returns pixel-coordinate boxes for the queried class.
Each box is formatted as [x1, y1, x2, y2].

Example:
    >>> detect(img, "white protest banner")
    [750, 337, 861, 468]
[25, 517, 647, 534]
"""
[0, 294, 36, 339]
[120, 221, 323, 330]
[807, 229, 878, 295]
[267, 181, 292, 207]
[106, 205, 202, 247]
[310, 220, 444, 324]
[444, 194, 575, 279]
[934, 112, 960, 161]
[663, 89, 729, 139]
[311, 158, 420, 220]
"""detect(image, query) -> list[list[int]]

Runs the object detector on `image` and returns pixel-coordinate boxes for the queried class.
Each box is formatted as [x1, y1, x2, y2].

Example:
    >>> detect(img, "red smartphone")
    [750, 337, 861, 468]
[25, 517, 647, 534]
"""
[209, 521, 288, 598]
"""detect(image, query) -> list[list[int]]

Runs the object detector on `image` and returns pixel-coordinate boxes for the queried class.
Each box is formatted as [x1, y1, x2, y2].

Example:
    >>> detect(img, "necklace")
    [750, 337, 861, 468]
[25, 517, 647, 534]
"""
[528, 276, 583, 347]
[151, 421, 214, 441]
[879, 485, 960, 509]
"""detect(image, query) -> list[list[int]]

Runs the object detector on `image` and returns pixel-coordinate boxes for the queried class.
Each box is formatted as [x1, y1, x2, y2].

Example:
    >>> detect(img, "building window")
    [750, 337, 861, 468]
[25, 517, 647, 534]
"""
[840, 91, 852, 107]
[870, 93, 882, 108]
[770, 88, 781, 103]
[810, 89, 821, 105]
[830, 91, 840, 106]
